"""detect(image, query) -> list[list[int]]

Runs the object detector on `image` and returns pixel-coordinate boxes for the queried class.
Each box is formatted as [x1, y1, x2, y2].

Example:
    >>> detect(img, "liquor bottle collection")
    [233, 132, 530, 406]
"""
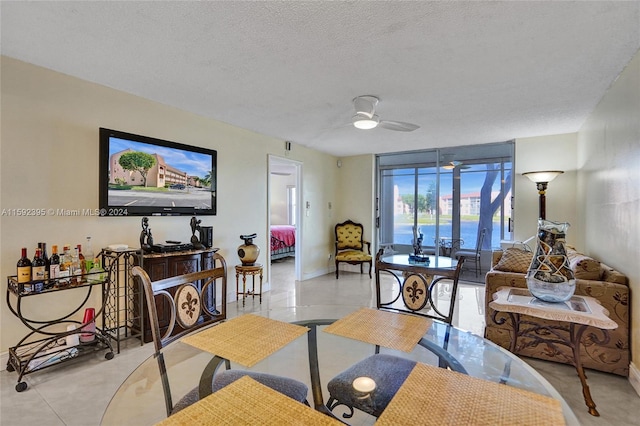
[15, 236, 106, 293]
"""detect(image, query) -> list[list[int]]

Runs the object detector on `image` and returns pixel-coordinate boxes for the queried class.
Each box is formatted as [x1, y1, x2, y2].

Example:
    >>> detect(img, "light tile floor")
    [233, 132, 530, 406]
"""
[1, 258, 638, 425]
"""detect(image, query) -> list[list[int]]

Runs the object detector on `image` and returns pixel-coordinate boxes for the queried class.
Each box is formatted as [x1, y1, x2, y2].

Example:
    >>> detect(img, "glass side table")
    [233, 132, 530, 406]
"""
[489, 286, 618, 417]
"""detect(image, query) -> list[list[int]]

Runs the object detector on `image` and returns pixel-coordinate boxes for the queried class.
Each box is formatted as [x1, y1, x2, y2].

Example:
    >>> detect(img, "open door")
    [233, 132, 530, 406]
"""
[268, 155, 302, 284]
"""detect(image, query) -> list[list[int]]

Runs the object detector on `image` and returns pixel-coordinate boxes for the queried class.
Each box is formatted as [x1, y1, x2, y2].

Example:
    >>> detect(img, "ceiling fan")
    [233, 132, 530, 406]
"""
[352, 96, 420, 132]
[441, 154, 471, 170]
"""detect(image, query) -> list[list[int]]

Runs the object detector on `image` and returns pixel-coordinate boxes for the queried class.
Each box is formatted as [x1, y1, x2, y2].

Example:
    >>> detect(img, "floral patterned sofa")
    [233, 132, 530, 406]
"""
[484, 247, 630, 376]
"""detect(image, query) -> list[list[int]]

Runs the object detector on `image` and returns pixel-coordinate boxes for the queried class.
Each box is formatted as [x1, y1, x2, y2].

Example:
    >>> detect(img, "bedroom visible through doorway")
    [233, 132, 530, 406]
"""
[268, 156, 302, 284]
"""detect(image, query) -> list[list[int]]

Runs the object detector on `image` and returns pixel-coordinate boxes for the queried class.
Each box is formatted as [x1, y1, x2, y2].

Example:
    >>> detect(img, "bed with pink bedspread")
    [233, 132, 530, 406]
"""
[270, 225, 295, 260]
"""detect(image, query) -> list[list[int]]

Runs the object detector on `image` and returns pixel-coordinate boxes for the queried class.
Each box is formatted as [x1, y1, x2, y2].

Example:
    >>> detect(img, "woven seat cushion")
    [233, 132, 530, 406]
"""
[327, 354, 416, 418]
[212, 370, 308, 403]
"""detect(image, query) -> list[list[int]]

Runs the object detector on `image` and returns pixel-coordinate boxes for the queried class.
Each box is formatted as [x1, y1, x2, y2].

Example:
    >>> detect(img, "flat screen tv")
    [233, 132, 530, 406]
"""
[99, 128, 217, 216]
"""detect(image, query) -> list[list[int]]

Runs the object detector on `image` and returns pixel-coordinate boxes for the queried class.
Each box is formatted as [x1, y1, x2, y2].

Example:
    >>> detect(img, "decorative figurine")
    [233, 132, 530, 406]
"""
[238, 233, 259, 266]
[190, 216, 204, 249]
[140, 217, 153, 251]
[409, 226, 429, 264]
[412, 226, 424, 256]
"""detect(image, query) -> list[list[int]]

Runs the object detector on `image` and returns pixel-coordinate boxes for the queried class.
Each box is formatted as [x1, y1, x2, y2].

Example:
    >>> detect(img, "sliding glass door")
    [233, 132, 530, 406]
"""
[377, 142, 513, 255]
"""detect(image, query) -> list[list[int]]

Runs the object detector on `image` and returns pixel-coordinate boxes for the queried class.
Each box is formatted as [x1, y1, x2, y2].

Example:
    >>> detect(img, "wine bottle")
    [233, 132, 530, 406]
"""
[17, 248, 32, 288]
[84, 237, 95, 273]
[32, 248, 46, 292]
[50, 245, 61, 279]
[38, 242, 50, 279]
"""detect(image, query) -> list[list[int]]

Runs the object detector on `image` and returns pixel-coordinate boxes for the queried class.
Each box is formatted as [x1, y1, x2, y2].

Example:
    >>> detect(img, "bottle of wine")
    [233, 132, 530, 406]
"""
[49, 245, 61, 280]
[17, 248, 32, 289]
[84, 237, 95, 273]
[32, 248, 46, 291]
[38, 242, 50, 279]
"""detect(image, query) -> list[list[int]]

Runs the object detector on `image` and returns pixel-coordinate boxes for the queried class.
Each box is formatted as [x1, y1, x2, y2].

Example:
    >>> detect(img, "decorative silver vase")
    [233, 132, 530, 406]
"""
[526, 220, 576, 303]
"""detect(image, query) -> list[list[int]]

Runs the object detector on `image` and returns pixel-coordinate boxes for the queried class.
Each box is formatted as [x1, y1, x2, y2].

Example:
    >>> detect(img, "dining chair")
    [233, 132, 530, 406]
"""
[454, 227, 486, 277]
[334, 219, 372, 278]
[325, 251, 466, 419]
[132, 253, 308, 418]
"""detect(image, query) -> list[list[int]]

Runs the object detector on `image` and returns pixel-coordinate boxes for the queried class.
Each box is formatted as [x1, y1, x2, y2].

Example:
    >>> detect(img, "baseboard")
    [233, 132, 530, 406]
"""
[629, 361, 640, 397]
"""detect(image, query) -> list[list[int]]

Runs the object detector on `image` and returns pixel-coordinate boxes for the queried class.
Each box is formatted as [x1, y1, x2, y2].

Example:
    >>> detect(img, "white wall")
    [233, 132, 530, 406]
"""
[577, 50, 640, 387]
[0, 57, 338, 351]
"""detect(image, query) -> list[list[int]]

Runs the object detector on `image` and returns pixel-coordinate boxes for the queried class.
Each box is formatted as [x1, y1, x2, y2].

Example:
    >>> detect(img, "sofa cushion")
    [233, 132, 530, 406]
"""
[568, 253, 601, 280]
[492, 248, 533, 273]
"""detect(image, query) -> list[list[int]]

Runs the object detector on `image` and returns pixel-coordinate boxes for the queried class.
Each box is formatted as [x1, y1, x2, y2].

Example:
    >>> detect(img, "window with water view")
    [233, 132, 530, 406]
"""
[377, 142, 513, 255]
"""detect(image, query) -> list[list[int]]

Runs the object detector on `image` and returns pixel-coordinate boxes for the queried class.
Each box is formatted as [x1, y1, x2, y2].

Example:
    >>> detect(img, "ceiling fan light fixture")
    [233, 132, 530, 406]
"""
[353, 113, 379, 130]
[442, 160, 463, 169]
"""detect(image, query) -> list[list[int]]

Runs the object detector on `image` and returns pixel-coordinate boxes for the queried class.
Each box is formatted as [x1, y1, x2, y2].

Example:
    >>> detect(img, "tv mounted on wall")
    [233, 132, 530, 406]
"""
[99, 128, 217, 217]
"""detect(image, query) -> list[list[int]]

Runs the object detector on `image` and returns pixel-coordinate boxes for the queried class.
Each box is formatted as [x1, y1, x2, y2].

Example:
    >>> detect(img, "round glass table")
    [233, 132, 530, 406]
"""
[101, 306, 578, 425]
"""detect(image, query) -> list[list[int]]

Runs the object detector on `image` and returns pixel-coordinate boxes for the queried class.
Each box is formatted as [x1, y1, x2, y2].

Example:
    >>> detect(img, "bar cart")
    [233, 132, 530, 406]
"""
[5, 266, 115, 392]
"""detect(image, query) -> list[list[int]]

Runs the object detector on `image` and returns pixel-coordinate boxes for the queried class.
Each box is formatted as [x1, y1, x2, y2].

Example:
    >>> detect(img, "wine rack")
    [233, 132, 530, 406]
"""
[101, 248, 144, 353]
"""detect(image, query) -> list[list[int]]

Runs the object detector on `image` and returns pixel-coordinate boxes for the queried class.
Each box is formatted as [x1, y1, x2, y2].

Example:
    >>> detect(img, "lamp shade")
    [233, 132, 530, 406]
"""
[522, 170, 563, 183]
[353, 113, 379, 130]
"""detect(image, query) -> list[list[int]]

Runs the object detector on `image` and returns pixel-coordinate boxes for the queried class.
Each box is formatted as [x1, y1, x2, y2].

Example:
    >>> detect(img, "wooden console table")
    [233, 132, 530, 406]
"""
[134, 248, 224, 343]
[489, 286, 618, 417]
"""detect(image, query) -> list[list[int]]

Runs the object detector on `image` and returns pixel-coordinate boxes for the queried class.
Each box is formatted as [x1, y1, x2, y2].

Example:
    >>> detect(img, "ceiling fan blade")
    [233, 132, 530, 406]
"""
[379, 120, 420, 132]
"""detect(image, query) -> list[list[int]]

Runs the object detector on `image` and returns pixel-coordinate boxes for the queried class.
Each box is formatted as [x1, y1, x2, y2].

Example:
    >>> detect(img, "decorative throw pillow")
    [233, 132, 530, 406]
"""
[493, 248, 533, 273]
[568, 253, 601, 280]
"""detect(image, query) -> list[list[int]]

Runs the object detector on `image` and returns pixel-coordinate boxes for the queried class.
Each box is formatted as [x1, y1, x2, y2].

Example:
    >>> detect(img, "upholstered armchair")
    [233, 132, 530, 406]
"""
[334, 220, 372, 279]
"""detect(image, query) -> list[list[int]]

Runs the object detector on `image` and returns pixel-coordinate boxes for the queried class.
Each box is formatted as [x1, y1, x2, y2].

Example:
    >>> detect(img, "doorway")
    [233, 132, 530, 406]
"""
[268, 155, 302, 285]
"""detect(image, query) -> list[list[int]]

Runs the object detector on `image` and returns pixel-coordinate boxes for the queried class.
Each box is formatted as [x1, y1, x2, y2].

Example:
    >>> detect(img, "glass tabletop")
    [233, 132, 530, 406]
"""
[380, 254, 457, 269]
[101, 306, 578, 425]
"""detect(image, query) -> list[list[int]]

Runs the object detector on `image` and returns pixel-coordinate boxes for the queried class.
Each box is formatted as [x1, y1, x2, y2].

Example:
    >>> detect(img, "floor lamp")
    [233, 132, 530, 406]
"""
[522, 171, 564, 220]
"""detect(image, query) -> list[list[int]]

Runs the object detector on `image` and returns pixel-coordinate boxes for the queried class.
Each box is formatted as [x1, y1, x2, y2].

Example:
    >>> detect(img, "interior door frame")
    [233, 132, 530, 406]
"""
[268, 155, 303, 282]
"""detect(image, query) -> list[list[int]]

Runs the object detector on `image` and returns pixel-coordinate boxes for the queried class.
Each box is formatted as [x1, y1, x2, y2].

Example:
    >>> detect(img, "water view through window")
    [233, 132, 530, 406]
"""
[377, 143, 513, 255]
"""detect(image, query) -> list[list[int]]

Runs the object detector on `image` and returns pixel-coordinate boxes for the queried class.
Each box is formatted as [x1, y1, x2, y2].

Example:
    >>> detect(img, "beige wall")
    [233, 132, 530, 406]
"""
[513, 133, 579, 247]
[577, 50, 640, 385]
[331, 155, 376, 274]
[269, 173, 296, 225]
[0, 57, 338, 351]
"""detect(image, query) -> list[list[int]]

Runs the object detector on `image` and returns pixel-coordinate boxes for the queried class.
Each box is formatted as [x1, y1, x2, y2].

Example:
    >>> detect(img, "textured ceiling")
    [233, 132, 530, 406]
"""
[2, 1, 639, 157]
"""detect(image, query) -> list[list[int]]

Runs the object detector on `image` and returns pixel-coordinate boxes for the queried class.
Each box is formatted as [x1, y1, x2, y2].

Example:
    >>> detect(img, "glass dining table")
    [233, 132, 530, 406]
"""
[101, 305, 578, 425]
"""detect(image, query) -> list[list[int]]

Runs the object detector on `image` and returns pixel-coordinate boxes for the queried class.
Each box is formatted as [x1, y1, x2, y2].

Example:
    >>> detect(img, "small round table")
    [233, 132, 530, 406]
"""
[235, 264, 263, 306]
